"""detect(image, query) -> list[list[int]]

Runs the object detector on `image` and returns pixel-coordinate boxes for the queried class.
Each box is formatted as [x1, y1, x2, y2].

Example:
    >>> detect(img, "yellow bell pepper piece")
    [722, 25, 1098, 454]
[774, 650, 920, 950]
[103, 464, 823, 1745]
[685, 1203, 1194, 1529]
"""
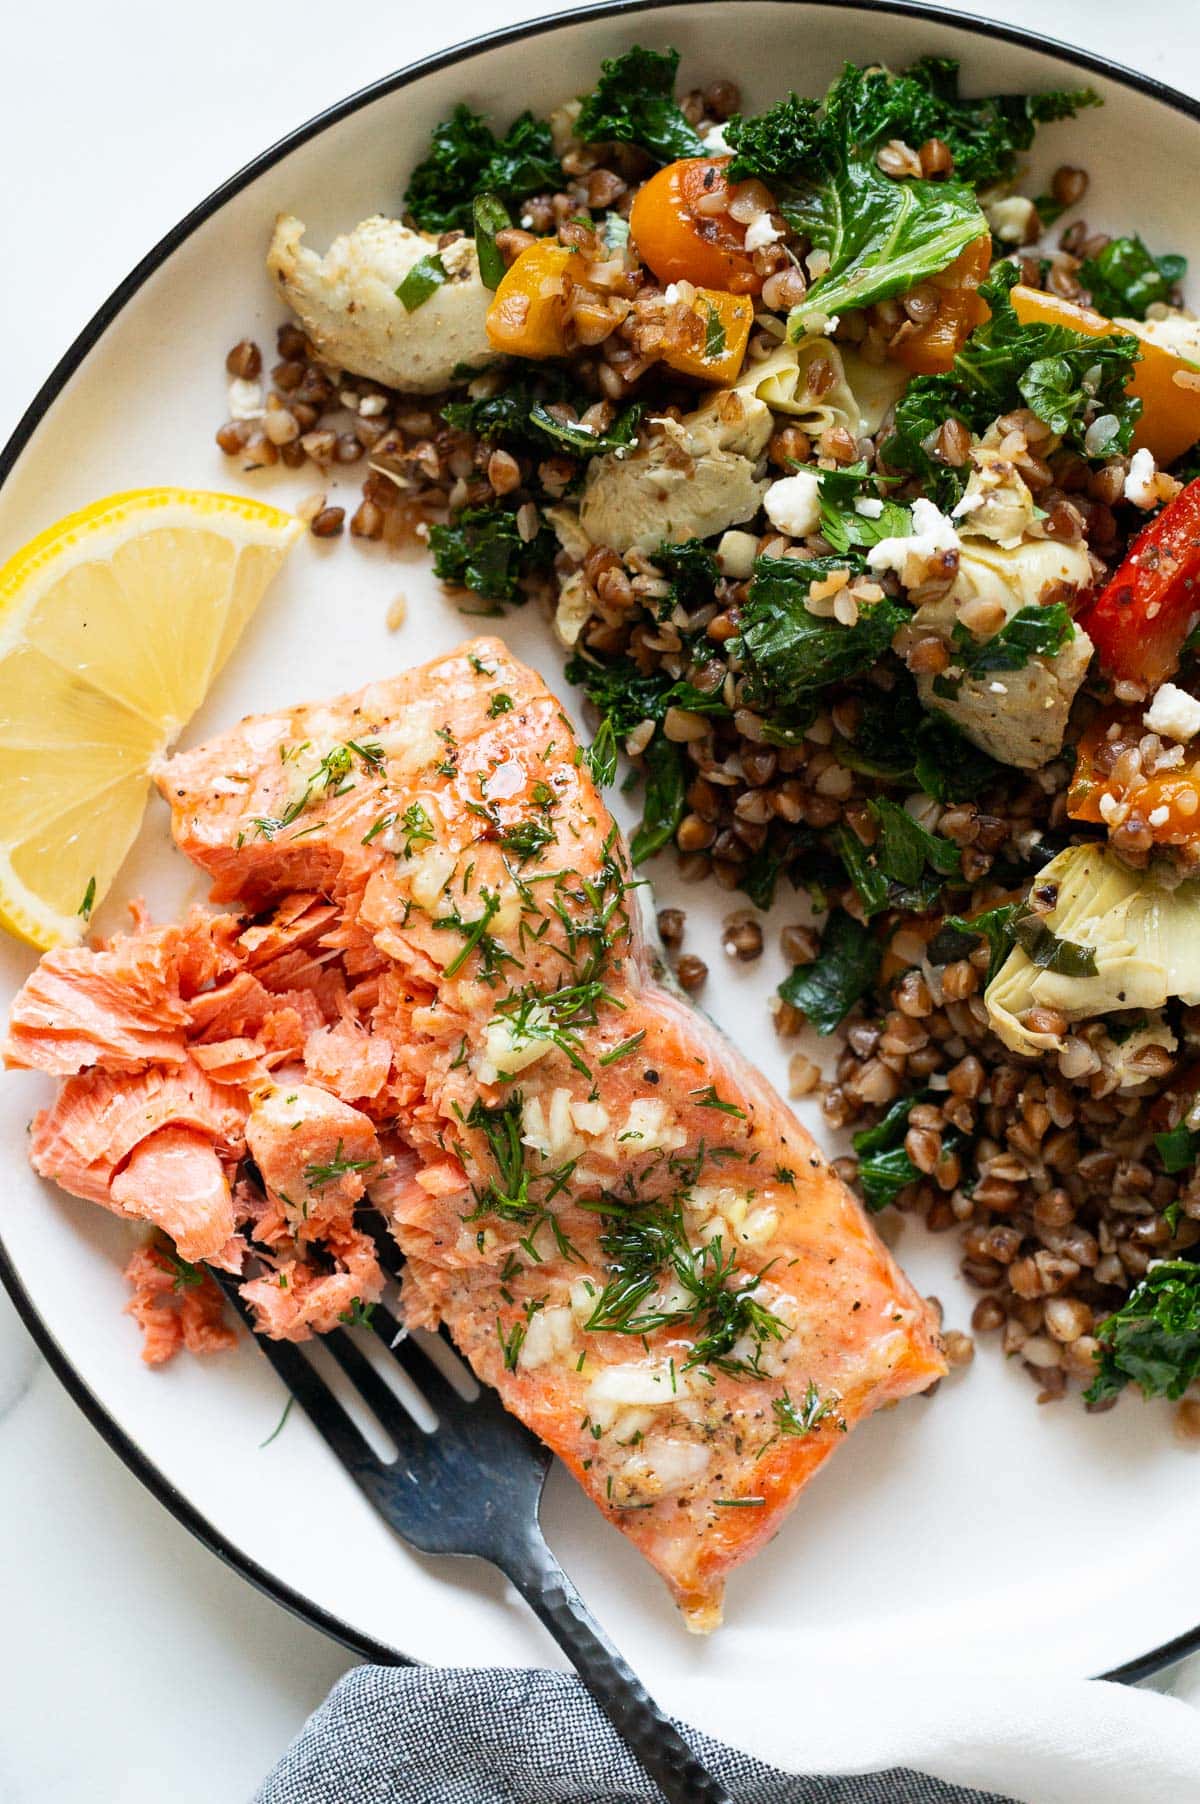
[1011, 284, 1200, 465]
[660, 288, 754, 385]
[486, 242, 577, 360]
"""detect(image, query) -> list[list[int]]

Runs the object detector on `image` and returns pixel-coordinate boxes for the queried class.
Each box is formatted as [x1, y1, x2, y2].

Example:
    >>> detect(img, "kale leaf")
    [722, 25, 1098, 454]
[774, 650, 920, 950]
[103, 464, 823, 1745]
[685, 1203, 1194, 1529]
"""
[654, 538, 722, 614]
[443, 379, 644, 462]
[882, 373, 979, 508]
[933, 601, 1076, 699]
[852, 1094, 924, 1211]
[831, 802, 963, 919]
[1085, 1260, 1200, 1403]
[1080, 235, 1187, 321]
[736, 556, 908, 714]
[778, 908, 880, 1034]
[631, 732, 687, 865]
[727, 58, 1098, 192]
[564, 650, 693, 865]
[952, 264, 1142, 455]
[576, 46, 704, 164]
[728, 61, 1102, 327]
[405, 104, 560, 234]
[870, 798, 962, 889]
[778, 66, 988, 330]
[837, 675, 1006, 802]
[817, 464, 913, 554]
[886, 265, 1143, 495]
[1154, 1125, 1200, 1175]
[429, 505, 554, 605]
[852, 1083, 970, 1210]
[927, 902, 1017, 983]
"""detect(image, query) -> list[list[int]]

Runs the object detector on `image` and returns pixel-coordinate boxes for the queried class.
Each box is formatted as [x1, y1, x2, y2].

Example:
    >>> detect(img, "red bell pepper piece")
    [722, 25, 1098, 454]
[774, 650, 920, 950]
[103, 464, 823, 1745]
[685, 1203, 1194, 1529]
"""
[1079, 478, 1200, 688]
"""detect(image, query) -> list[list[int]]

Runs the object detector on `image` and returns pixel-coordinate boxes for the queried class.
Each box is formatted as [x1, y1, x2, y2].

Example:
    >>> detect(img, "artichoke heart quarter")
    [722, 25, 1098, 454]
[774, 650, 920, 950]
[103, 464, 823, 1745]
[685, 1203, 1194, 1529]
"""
[985, 844, 1200, 1055]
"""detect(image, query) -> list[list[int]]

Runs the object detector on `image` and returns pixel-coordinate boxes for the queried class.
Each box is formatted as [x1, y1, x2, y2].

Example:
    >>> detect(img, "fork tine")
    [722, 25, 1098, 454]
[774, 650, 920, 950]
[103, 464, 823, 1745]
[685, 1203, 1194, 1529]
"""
[369, 1304, 471, 1415]
[247, 1332, 381, 1473]
[318, 1328, 433, 1442]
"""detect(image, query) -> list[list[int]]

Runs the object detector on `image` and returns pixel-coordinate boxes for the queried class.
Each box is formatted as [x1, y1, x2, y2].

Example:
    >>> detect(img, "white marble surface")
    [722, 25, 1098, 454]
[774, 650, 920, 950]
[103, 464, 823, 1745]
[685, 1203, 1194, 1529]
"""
[1, 1, 1199, 1798]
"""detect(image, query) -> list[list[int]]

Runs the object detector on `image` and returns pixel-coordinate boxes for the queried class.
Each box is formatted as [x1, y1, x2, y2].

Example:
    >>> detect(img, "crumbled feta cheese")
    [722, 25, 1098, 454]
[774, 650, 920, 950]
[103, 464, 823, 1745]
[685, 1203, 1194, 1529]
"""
[228, 378, 264, 420]
[865, 497, 960, 580]
[984, 195, 1039, 245]
[763, 469, 822, 538]
[1149, 806, 1171, 827]
[715, 529, 759, 579]
[663, 283, 682, 305]
[1144, 682, 1200, 742]
[702, 123, 732, 153]
[951, 488, 986, 517]
[1124, 446, 1159, 509]
[743, 212, 782, 252]
[854, 496, 885, 519]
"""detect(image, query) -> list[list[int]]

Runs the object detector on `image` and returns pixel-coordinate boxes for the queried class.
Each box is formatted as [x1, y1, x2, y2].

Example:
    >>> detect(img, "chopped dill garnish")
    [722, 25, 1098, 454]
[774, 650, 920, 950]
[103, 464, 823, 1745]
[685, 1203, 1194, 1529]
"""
[585, 1195, 785, 1373]
[772, 1380, 847, 1438]
[487, 692, 514, 717]
[78, 876, 97, 920]
[498, 817, 557, 863]
[398, 801, 436, 857]
[599, 1030, 646, 1066]
[434, 888, 514, 979]
[337, 1297, 376, 1329]
[689, 1084, 747, 1119]
[496, 1314, 527, 1372]
[303, 1138, 377, 1189]
[259, 1395, 295, 1449]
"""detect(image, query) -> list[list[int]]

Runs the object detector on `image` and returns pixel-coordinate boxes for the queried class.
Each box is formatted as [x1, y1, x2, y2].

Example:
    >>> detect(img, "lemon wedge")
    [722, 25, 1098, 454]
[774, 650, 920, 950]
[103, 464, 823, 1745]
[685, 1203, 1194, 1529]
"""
[0, 488, 302, 950]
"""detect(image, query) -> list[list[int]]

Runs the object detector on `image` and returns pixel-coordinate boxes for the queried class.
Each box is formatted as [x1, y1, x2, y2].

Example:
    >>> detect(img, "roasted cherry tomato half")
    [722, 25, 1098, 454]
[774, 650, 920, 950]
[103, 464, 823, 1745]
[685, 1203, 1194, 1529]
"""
[630, 158, 764, 295]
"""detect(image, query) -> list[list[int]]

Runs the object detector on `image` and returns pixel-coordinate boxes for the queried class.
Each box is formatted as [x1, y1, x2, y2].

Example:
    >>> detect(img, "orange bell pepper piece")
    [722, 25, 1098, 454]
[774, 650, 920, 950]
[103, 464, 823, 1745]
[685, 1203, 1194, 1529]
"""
[630, 158, 763, 295]
[486, 242, 577, 359]
[892, 236, 992, 375]
[1011, 284, 1200, 466]
[1069, 706, 1200, 845]
[660, 288, 754, 384]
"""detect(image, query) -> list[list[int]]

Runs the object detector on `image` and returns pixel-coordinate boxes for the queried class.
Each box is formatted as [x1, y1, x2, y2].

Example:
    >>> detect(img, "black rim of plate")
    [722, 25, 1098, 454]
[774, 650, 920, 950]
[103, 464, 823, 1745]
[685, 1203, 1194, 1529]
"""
[2, 0, 1198, 1690]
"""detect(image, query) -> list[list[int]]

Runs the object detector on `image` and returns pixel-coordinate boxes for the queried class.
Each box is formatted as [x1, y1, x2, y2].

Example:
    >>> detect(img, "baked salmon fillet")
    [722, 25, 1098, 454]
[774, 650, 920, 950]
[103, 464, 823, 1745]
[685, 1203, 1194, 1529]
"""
[7, 637, 943, 1626]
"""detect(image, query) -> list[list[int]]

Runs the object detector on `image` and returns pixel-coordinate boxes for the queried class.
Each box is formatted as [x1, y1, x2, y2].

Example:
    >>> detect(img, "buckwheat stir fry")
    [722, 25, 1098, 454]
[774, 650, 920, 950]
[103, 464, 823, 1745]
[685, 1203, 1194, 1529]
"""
[221, 47, 1200, 1422]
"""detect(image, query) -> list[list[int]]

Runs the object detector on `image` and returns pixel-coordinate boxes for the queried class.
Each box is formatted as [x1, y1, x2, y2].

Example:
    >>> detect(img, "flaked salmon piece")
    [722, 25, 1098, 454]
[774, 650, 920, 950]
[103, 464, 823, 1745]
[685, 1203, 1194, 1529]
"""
[303, 1020, 392, 1103]
[244, 1081, 381, 1230]
[146, 639, 944, 1626]
[240, 1220, 385, 1339]
[124, 1241, 238, 1366]
[29, 1057, 247, 1207]
[110, 1125, 236, 1264]
[5, 931, 191, 1074]
[191, 1037, 273, 1085]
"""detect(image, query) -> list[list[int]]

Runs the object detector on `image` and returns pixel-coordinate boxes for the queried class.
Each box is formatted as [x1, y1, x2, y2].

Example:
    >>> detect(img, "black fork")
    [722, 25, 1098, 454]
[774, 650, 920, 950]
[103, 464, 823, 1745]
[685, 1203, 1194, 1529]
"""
[215, 1274, 731, 1804]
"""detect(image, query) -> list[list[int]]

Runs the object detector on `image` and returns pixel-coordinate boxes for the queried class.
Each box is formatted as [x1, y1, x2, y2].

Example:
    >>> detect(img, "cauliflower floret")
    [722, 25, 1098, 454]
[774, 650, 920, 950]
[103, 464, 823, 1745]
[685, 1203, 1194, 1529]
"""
[267, 214, 492, 393]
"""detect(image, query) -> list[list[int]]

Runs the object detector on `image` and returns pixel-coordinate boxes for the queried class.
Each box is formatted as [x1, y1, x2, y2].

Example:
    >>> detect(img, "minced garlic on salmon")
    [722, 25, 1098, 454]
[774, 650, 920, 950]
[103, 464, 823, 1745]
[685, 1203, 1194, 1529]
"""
[5, 639, 943, 1627]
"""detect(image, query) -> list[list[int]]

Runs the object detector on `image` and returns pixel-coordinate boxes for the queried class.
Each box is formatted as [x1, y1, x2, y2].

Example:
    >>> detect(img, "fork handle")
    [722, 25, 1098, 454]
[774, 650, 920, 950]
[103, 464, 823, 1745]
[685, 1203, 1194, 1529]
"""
[501, 1534, 733, 1804]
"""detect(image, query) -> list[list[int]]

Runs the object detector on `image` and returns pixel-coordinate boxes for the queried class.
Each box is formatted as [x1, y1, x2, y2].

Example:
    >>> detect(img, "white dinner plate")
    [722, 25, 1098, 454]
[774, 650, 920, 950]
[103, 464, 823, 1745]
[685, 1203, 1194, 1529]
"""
[3, 0, 1200, 1758]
